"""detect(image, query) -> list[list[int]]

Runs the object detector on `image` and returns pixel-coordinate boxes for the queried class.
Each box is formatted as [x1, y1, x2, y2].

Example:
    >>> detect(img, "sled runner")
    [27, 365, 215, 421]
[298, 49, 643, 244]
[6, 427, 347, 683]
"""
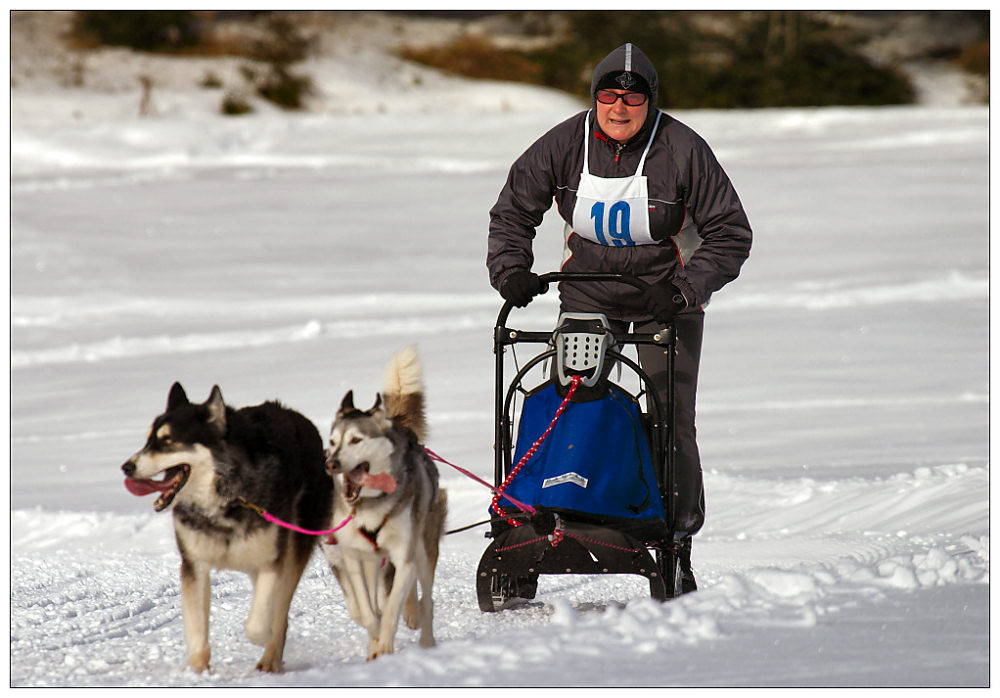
[477, 272, 684, 612]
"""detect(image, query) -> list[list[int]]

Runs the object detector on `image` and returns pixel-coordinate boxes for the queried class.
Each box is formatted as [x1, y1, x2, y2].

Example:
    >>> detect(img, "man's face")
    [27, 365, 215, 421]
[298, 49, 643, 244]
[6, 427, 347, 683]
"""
[595, 89, 649, 143]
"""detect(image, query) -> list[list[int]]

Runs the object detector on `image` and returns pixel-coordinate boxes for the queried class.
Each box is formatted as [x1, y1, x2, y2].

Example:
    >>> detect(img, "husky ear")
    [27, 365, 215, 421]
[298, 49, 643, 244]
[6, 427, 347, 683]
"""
[205, 385, 227, 433]
[338, 390, 356, 416]
[368, 393, 384, 416]
[167, 382, 189, 411]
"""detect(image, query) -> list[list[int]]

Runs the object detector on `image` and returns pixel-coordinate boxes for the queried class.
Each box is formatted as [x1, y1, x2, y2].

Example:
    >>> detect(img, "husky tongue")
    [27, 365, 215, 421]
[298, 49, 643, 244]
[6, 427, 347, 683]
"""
[123, 465, 186, 497]
[351, 470, 397, 494]
[124, 477, 169, 497]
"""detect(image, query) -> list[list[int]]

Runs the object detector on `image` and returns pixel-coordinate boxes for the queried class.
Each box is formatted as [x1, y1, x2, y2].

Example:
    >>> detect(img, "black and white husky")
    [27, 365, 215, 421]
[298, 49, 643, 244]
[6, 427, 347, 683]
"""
[322, 345, 447, 660]
[121, 383, 332, 673]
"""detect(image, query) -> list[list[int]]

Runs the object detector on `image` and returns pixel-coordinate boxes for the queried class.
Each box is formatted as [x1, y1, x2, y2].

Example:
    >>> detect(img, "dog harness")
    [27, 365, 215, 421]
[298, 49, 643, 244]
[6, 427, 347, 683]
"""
[325, 510, 389, 551]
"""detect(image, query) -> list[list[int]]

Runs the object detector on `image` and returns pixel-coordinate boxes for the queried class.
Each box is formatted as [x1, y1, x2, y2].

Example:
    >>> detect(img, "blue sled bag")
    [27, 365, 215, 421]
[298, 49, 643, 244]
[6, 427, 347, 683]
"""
[503, 382, 665, 522]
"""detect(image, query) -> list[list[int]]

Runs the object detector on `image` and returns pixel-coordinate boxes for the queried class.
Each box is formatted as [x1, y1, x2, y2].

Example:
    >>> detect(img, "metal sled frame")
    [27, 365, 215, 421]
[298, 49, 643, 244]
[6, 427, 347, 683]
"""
[477, 272, 681, 611]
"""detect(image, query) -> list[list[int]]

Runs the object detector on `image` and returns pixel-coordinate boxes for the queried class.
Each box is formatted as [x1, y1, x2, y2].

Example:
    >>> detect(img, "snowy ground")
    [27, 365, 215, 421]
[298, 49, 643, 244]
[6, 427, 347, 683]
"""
[9, 16, 990, 688]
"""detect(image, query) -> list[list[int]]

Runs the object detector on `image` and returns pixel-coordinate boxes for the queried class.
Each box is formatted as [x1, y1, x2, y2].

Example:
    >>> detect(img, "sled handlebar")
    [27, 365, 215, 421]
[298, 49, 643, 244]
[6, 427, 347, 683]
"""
[495, 272, 673, 346]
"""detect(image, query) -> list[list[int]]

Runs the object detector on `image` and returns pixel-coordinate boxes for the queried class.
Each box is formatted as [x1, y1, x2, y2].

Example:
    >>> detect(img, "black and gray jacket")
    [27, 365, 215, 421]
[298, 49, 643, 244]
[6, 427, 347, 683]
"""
[487, 43, 752, 321]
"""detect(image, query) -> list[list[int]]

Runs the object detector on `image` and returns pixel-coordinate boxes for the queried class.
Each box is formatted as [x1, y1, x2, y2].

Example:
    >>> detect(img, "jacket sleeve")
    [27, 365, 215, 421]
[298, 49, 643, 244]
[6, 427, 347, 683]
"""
[487, 134, 560, 291]
[672, 133, 752, 307]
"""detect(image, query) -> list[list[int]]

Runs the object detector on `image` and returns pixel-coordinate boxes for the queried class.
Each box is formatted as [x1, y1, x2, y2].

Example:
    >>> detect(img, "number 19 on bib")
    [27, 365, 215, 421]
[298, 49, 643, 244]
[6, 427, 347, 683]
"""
[591, 201, 635, 247]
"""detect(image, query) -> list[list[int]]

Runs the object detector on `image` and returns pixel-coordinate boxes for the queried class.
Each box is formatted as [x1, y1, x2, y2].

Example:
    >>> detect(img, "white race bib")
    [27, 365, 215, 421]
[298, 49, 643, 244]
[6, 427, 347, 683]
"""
[571, 111, 662, 247]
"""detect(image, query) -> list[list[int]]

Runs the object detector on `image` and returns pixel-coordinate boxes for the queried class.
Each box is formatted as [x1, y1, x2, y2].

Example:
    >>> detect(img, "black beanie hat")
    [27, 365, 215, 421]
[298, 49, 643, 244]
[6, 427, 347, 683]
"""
[595, 70, 651, 96]
[590, 44, 659, 111]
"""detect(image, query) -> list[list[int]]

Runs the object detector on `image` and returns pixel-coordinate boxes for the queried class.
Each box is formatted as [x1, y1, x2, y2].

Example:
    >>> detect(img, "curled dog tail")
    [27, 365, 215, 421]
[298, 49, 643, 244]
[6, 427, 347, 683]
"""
[382, 344, 428, 442]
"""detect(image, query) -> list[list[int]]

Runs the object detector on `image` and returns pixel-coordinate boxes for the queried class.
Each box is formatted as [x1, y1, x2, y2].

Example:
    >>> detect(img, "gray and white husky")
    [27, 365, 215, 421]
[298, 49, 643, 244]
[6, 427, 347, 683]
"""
[121, 383, 332, 673]
[322, 345, 447, 660]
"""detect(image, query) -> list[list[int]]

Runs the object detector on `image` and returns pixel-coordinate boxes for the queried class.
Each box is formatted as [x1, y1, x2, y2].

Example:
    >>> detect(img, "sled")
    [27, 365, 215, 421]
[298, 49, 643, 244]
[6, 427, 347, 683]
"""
[476, 272, 684, 612]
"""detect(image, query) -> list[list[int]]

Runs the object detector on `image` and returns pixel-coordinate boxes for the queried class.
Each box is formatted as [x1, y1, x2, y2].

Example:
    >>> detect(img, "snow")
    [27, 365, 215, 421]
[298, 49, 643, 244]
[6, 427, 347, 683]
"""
[9, 18, 990, 688]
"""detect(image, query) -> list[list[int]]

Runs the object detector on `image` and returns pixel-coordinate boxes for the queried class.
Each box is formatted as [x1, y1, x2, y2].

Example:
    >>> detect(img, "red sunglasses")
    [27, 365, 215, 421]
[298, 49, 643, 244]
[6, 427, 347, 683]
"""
[596, 90, 648, 107]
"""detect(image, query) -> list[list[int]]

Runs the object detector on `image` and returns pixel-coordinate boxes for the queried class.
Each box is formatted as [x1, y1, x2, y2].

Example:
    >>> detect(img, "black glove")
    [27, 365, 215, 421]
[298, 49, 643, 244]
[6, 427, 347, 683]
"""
[499, 270, 546, 307]
[644, 282, 687, 325]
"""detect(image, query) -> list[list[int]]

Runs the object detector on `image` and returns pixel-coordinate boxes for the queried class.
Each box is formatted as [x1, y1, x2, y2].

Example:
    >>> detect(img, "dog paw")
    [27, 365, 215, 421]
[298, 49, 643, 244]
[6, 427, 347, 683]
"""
[366, 638, 393, 661]
[255, 657, 284, 673]
[419, 632, 436, 649]
[188, 649, 211, 674]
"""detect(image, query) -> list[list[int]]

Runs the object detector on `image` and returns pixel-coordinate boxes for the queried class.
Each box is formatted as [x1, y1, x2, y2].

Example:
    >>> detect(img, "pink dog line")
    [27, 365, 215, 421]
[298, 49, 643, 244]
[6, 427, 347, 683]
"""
[238, 498, 354, 537]
[423, 447, 536, 515]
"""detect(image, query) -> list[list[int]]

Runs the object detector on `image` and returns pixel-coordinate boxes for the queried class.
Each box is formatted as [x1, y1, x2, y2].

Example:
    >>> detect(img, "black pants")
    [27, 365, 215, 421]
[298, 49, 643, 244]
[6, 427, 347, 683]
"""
[606, 312, 706, 538]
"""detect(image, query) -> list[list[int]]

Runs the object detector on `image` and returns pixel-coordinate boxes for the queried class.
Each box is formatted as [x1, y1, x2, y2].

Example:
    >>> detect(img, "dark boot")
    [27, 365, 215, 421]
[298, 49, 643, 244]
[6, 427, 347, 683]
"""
[676, 537, 697, 594]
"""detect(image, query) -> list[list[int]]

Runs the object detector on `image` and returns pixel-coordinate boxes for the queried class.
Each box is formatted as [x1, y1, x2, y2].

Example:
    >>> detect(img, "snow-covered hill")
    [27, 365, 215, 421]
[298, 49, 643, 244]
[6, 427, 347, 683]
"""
[10, 10, 989, 688]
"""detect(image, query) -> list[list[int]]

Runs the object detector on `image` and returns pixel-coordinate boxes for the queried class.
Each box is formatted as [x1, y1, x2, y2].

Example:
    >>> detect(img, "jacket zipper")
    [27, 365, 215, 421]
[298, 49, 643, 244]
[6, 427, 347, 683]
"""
[594, 131, 625, 163]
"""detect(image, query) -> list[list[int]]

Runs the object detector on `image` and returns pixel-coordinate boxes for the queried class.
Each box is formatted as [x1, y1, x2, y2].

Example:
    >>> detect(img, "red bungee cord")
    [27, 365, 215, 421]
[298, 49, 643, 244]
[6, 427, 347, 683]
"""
[491, 375, 583, 527]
